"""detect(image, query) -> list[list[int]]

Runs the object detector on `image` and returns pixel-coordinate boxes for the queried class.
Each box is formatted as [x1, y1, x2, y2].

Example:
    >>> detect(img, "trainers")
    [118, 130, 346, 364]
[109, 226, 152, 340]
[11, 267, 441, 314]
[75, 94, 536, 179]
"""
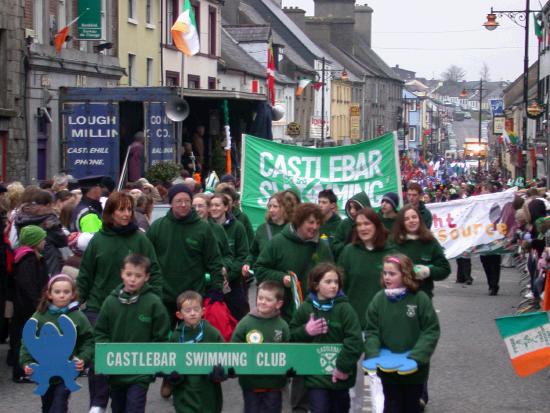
[12, 376, 33, 384]
[160, 379, 173, 399]
[419, 397, 427, 412]
[89, 407, 106, 413]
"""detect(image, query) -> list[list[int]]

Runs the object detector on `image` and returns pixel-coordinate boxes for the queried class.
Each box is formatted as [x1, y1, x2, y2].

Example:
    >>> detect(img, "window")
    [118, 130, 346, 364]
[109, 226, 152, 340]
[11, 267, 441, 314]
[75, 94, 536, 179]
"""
[191, 1, 200, 47]
[0, 30, 6, 107]
[209, 6, 216, 56]
[128, 54, 136, 86]
[146, 58, 154, 86]
[165, 71, 180, 86]
[33, 0, 44, 43]
[188, 75, 200, 89]
[0, 131, 6, 183]
[146, 0, 152, 24]
[166, 0, 178, 44]
[409, 126, 416, 141]
[101, 0, 107, 41]
[128, 0, 137, 21]
[208, 77, 216, 90]
[57, 0, 66, 30]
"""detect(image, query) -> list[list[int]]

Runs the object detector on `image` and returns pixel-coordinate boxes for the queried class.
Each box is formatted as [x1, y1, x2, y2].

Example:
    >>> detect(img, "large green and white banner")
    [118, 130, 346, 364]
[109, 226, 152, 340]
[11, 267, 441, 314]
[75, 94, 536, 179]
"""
[95, 343, 342, 375]
[241, 133, 401, 228]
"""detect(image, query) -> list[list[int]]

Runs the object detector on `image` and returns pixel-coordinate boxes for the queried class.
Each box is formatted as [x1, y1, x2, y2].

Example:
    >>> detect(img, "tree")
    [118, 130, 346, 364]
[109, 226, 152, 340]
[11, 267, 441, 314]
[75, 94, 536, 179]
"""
[441, 65, 466, 82]
[480, 62, 491, 81]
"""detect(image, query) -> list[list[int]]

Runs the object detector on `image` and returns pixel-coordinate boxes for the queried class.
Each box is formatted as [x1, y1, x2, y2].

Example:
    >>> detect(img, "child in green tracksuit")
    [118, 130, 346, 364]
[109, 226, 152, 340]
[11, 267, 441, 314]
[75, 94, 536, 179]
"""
[231, 281, 290, 413]
[364, 254, 440, 413]
[20, 274, 94, 413]
[94, 253, 170, 413]
[170, 290, 225, 413]
[290, 263, 363, 413]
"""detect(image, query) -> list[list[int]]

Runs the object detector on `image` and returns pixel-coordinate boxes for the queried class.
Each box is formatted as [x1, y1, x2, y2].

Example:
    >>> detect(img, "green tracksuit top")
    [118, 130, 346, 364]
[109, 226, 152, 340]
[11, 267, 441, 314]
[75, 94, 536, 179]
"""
[94, 283, 170, 389]
[319, 213, 342, 245]
[232, 207, 254, 249]
[208, 220, 234, 278]
[146, 209, 224, 308]
[20, 307, 95, 377]
[332, 191, 371, 260]
[77, 225, 163, 313]
[338, 242, 395, 328]
[255, 225, 334, 321]
[217, 217, 249, 283]
[231, 311, 290, 390]
[365, 290, 440, 384]
[170, 320, 224, 413]
[290, 294, 363, 390]
[246, 221, 287, 269]
[393, 238, 451, 298]
[378, 212, 396, 232]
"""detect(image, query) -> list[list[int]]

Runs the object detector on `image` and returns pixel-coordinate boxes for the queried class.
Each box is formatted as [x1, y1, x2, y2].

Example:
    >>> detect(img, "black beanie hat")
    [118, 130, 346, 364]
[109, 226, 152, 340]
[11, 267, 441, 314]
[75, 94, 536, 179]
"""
[381, 192, 399, 211]
[168, 184, 194, 204]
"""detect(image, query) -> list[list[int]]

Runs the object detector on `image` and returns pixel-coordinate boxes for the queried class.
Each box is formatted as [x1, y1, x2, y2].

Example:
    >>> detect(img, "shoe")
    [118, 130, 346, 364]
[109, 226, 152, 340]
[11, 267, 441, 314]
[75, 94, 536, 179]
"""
[489, 288, 499, 296]
[419, 397, 427, 411]
[465, 279, 473, 285]
[12, 376, 33, 384]
[89, 407, 106, 413]
[455, 279, 465, 283]
[160, 379, 173, 399]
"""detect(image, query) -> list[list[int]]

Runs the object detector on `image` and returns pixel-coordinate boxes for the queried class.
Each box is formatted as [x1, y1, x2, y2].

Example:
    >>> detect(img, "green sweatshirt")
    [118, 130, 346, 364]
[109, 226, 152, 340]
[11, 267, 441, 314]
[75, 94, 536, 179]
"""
[20, 308, 95, 380]
[338, 242, 395, 328]
[289, 294, 363, 390]
[231, 311, 290, 390]
[246, 221, 287, 269]
[147, 209, 224, 308]
[94, 284, 171, 388]
[364, 290, 440, 384]
[209, 221, 234, 277]
[255, 225, 334, 321]
[332, 191, 371, 259]
[170, 320, 224, 413]
[320, 213, 342, 245]
[412, 201, 433, 229]
[393, 238, 451, 298]
[233, 207, 254, 248]
[77, 226, 163, 312]
[378, 212, 396, 232]
[218, 217, 249, 282]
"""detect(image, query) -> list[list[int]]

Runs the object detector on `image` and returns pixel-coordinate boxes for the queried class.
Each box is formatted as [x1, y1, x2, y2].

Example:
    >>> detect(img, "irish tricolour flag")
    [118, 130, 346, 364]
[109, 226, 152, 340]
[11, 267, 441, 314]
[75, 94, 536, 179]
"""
[171, 0, 200, 56]
[495, 312, 550, 377]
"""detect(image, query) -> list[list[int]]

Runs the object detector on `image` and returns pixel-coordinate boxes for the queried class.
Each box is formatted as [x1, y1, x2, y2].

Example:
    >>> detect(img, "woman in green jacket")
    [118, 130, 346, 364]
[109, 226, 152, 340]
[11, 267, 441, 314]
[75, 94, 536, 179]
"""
[209, 193, 250, 320]
[76, 191, 163, 411]
[242, 192, 290, 278]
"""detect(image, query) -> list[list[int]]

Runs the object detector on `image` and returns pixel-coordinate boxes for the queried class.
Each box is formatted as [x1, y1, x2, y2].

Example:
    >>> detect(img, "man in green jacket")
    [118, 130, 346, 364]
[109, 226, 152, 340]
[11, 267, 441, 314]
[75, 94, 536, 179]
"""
[406, 182, 433, 229]
[332, 191, 371, 260]
[147, 184, 224, 314]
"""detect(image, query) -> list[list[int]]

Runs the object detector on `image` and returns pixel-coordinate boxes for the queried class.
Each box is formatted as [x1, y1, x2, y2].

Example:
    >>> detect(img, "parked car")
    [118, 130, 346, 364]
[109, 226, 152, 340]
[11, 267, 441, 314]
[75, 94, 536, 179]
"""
[464, 112, 472, 119]
[454, 111, 465, 121]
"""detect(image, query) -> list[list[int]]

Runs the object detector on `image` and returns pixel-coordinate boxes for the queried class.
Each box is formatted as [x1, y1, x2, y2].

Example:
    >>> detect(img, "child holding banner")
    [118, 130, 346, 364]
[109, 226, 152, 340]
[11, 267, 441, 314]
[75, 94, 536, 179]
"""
[170, 290, 226, 413]
[290, 263, 362, 413]
[231, 281, 290, 413]
[94, 253, 170, 413]
[364, 254, 440, 413]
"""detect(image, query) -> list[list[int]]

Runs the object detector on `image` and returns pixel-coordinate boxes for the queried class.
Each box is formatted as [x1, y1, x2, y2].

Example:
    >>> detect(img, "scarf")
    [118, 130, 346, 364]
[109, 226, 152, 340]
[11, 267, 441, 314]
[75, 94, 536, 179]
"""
[48, 301, 80, 315]
[384, 288, 407, 302]
[108, 222, 139, 235]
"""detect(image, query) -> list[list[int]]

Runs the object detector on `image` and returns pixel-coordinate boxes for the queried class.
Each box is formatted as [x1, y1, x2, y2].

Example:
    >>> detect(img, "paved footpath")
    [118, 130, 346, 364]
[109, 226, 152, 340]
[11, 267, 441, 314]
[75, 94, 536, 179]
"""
[2, 260, 550, 412]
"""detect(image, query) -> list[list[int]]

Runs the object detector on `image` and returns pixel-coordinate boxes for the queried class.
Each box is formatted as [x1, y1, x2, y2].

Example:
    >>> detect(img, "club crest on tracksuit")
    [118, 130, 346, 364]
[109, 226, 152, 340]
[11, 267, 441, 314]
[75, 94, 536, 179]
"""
[406, 305, 417, 318]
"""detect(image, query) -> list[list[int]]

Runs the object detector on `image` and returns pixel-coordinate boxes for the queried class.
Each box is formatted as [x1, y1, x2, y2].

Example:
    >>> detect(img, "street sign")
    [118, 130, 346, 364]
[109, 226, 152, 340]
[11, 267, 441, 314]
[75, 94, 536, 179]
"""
[78, 0, 102, 40]
[490, 99, 504, 116]
[493, 116, 505, 134]
[286, 122, 301, 137]
[95, 343, 342, 375]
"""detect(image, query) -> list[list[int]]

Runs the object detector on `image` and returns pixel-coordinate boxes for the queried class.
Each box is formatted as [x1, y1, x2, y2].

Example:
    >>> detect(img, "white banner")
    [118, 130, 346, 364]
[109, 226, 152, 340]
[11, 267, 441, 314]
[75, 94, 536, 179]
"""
[425, 191, 516, 259]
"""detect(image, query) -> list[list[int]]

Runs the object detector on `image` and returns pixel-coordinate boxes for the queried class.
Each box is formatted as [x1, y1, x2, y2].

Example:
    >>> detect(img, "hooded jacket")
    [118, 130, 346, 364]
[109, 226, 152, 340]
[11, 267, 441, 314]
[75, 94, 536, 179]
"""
[77, 225, 163, 312]
[218, 216, 249, 283]
[338, 242, 395, 328]
[208, 220, 233, 280]
[246, 221, 287, 269]
[94, 283, 170, 388]
[232, 207, 254, 248]
[255, 225, 334, 321]
[319, 213, 342, 244]
[290, 294, 363, 390]
[332, 191, 371, 259]
[417, 201, 433, 229]
[147, 209, 224, 308]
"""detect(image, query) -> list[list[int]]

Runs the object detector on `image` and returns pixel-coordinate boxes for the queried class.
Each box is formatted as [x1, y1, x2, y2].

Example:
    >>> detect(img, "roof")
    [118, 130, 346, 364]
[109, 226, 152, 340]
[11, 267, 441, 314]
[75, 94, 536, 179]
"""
[354, 34, 402, 81]
[224, 24, 271, 43]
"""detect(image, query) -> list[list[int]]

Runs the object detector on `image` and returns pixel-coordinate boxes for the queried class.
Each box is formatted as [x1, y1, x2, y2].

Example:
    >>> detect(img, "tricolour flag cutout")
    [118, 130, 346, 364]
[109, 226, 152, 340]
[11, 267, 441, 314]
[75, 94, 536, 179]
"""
[495, 311, 550, 377]
[296, 79, 312, 96]
[171, 0, 200, 56]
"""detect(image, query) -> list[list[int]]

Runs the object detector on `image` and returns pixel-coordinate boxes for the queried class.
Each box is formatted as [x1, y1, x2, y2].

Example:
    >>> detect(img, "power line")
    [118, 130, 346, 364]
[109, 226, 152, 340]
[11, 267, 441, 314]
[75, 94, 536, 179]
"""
[375, 46, 539, 51]
[373, 27, 518, 34]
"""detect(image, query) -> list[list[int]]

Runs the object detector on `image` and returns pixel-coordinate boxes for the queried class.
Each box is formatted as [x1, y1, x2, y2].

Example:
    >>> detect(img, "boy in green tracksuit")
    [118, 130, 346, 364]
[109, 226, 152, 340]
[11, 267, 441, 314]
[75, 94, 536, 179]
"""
[231, 281, 290, 413]
[95, 253, 170, 413]
[170, 291, 225, 413]
[290, 263, 363, 412]
[332, 191, 371, 260]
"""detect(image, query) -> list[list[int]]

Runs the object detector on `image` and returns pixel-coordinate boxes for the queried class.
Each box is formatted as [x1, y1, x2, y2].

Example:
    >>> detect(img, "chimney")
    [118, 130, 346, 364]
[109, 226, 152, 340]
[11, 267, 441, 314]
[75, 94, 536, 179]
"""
[314, 0, 355, 18]
[305, 17, 332, 46]
[283, 7, 306, 32]
[270, 0, 282, 7]
[355, 4, 373, 47]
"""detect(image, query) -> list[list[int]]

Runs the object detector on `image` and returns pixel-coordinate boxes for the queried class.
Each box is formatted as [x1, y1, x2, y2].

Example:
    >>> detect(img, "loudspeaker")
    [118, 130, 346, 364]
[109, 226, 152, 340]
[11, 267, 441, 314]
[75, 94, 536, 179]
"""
[166, 97, 190, 122]
[271, 104, 285, 121]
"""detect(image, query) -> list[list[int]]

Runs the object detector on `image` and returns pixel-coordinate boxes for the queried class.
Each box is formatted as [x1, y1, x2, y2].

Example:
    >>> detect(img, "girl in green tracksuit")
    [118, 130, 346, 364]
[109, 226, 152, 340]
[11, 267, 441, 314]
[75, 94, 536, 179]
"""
[364, 254, 440, 413]
[290, 263, 363, 413]
[209, 193, 250, 320]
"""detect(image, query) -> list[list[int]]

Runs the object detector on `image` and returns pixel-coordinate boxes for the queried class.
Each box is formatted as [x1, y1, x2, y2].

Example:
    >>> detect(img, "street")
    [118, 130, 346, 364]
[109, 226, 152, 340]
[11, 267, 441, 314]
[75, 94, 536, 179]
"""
[1, 260, 550, 412]
[451, 118, 479, 148]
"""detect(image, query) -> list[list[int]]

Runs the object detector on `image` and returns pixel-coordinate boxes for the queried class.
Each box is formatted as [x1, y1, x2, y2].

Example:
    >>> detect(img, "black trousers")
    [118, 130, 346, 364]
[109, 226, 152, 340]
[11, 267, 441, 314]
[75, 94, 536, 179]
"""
[381, 380, 423, 413]
[456, 258, 472, 282]
[480, 255, 501, 290]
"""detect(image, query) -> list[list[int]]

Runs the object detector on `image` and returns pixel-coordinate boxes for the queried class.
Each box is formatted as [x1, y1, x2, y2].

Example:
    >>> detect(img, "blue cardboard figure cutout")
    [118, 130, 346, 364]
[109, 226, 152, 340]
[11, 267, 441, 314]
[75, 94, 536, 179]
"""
[22, 314, 81, 395]
[363, 348, 418, 375]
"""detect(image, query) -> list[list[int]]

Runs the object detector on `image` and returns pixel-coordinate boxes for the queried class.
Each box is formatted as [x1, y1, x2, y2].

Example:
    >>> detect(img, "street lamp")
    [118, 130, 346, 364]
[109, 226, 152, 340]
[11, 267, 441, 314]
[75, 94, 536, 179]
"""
[460, 80, 486, 173]
[483, 1, 541, 179]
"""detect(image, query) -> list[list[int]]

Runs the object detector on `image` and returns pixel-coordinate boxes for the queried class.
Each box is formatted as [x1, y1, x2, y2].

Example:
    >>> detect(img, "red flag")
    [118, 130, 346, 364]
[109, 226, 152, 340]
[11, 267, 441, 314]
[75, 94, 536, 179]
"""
[267, 43, 275, 106]
[54, 15, 81, 54]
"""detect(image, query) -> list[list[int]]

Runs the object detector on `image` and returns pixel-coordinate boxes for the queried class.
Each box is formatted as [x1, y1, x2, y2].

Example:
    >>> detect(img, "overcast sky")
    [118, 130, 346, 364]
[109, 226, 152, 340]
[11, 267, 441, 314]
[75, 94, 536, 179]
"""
[282, 0, 542, 82]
